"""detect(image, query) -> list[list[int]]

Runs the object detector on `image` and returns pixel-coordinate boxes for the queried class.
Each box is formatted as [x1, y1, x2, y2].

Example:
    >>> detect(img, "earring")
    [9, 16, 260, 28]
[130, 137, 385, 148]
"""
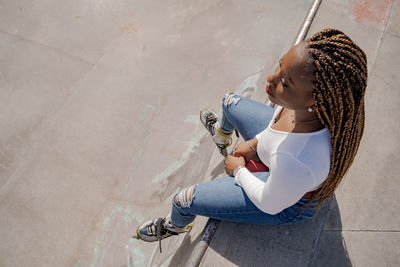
[308, 106, 313, 112]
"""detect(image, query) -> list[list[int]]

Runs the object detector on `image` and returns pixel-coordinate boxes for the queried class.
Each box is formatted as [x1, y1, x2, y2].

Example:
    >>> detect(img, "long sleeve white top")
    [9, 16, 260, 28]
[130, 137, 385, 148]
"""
[234, 106, 331, 215]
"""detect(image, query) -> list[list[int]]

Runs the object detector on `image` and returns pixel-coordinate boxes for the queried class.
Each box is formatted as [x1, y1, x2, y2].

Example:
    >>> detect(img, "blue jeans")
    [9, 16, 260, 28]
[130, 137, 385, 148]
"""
[170, 93, 321, 227]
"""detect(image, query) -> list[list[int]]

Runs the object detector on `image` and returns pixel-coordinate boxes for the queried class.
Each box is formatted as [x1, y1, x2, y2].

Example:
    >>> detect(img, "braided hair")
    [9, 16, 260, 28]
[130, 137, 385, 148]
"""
[306, 29, 368, 210]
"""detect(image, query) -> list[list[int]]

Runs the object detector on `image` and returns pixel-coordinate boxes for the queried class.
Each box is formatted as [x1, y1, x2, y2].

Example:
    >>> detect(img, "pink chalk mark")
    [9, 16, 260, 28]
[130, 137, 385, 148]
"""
[353, 0, 392, 25]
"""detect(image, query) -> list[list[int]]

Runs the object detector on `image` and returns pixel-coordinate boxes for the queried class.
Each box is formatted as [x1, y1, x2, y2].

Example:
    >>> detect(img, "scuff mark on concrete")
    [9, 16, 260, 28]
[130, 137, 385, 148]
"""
[124, 104, 155, 194]
[149, 245, 159, 267]
[126, 239, 147, 267]
[126, 245, 131, 267]
[184, 114, 199, 124]
[234, 72, 261, 98]
[139, 104, 155, 122]
[353, 0, 392, 26]
[98, 215, 125, 266]
[120, 15, 139, 34]
[90, 205, 121, 267]
[90, 204, 146, 267]
[123, 134, 148, 194]
[152, 127, 207, 184]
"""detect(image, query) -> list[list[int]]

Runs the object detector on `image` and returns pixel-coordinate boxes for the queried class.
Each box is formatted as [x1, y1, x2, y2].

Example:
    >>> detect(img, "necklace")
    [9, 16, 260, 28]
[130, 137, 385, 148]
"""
[293, 118, 321, 124]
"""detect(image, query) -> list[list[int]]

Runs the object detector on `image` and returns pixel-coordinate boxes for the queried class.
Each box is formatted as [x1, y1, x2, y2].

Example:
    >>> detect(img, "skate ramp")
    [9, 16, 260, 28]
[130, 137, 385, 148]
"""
[0, 1, 310, 266]
[3, 0, 398, 266]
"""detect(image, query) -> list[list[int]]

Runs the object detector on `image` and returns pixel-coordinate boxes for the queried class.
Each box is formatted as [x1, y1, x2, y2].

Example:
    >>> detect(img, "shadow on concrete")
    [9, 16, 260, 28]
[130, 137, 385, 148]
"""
[209, 160, 225, 181]
[166, 231, 203, 267]
[202, 196, 352, 267]
[309, 195, 352, 267]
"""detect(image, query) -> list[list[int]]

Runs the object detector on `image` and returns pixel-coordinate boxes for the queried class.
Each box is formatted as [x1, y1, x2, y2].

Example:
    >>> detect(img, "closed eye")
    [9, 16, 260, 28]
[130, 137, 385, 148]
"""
[281, 78, 288, 88]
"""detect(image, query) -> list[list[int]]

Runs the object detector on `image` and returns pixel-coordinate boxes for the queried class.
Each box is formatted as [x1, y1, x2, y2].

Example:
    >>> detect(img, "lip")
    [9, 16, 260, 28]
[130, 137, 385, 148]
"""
[266, 85, 274, 97]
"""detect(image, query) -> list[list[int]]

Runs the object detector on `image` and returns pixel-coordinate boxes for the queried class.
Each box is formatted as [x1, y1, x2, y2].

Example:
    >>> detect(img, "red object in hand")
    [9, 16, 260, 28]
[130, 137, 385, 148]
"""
[245, 160, 269, 173]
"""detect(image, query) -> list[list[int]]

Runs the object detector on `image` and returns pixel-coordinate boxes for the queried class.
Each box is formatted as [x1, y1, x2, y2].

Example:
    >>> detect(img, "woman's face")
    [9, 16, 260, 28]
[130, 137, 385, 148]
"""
[266, 41, 316, 110]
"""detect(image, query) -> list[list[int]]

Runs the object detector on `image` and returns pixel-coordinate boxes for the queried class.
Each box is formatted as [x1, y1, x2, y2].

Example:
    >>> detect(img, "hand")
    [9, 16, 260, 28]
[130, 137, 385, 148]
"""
[225, 155, 245, 176]
[234, 139, 258, 162]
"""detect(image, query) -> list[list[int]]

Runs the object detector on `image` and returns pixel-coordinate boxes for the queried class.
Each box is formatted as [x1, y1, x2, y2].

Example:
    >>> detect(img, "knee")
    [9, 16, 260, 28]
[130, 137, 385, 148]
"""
[174, 186, 195, 208]
[222, 92, 241, 109]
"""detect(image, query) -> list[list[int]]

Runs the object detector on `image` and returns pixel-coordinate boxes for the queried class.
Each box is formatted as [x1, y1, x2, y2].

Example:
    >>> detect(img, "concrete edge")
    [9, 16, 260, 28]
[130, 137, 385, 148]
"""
[185, 219, 221, 267]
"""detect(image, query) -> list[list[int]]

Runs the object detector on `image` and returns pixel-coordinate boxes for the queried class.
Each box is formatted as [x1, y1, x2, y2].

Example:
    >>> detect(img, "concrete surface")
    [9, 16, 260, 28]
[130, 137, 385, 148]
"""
[0, 0, 399, 267]
[0, 1, 309, 266]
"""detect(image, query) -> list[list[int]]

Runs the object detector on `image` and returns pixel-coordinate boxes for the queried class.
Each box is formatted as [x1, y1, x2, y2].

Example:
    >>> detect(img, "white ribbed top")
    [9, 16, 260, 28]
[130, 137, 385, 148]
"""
[234, 106, 331, 215]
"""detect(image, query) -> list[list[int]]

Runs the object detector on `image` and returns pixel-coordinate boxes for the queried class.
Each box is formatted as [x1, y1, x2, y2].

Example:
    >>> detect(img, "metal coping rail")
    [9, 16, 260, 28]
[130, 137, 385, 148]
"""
[265, 0, 322, 106]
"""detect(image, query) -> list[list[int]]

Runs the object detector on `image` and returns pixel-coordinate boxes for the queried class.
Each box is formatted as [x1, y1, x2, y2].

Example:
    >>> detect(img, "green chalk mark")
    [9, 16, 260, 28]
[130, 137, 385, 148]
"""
[184, 114, 199, 124]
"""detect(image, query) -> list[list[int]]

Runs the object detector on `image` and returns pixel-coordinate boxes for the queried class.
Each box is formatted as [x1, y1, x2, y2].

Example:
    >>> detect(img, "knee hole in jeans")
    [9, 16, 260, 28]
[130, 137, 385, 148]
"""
[174, 186, 195, 208]
[223, 92, 241, 107]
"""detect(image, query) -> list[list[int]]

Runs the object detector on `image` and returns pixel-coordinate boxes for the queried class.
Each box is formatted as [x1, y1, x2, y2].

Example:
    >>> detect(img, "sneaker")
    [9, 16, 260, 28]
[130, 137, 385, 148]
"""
[134, 215, 193, 253]
[200, 108, 233, 157]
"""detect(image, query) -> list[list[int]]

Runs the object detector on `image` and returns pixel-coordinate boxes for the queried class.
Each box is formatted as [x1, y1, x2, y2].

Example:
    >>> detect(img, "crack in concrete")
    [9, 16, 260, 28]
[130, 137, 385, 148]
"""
[308, 198, 333, 265]
[368, 0, 394, 73]
[0, 29, 95, 65]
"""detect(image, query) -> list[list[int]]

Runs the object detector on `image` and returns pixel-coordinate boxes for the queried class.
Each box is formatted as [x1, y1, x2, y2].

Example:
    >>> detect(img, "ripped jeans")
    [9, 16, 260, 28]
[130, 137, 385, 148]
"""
[170, 93, 321, 227]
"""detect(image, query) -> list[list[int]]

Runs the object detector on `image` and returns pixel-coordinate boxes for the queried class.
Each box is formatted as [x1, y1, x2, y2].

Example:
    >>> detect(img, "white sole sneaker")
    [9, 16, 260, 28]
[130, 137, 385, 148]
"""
[200, 108, 233, 157]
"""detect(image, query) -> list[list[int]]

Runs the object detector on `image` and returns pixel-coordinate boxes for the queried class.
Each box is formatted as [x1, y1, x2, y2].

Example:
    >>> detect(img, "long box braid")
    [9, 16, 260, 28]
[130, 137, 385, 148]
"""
[306, 28, 368, 211]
